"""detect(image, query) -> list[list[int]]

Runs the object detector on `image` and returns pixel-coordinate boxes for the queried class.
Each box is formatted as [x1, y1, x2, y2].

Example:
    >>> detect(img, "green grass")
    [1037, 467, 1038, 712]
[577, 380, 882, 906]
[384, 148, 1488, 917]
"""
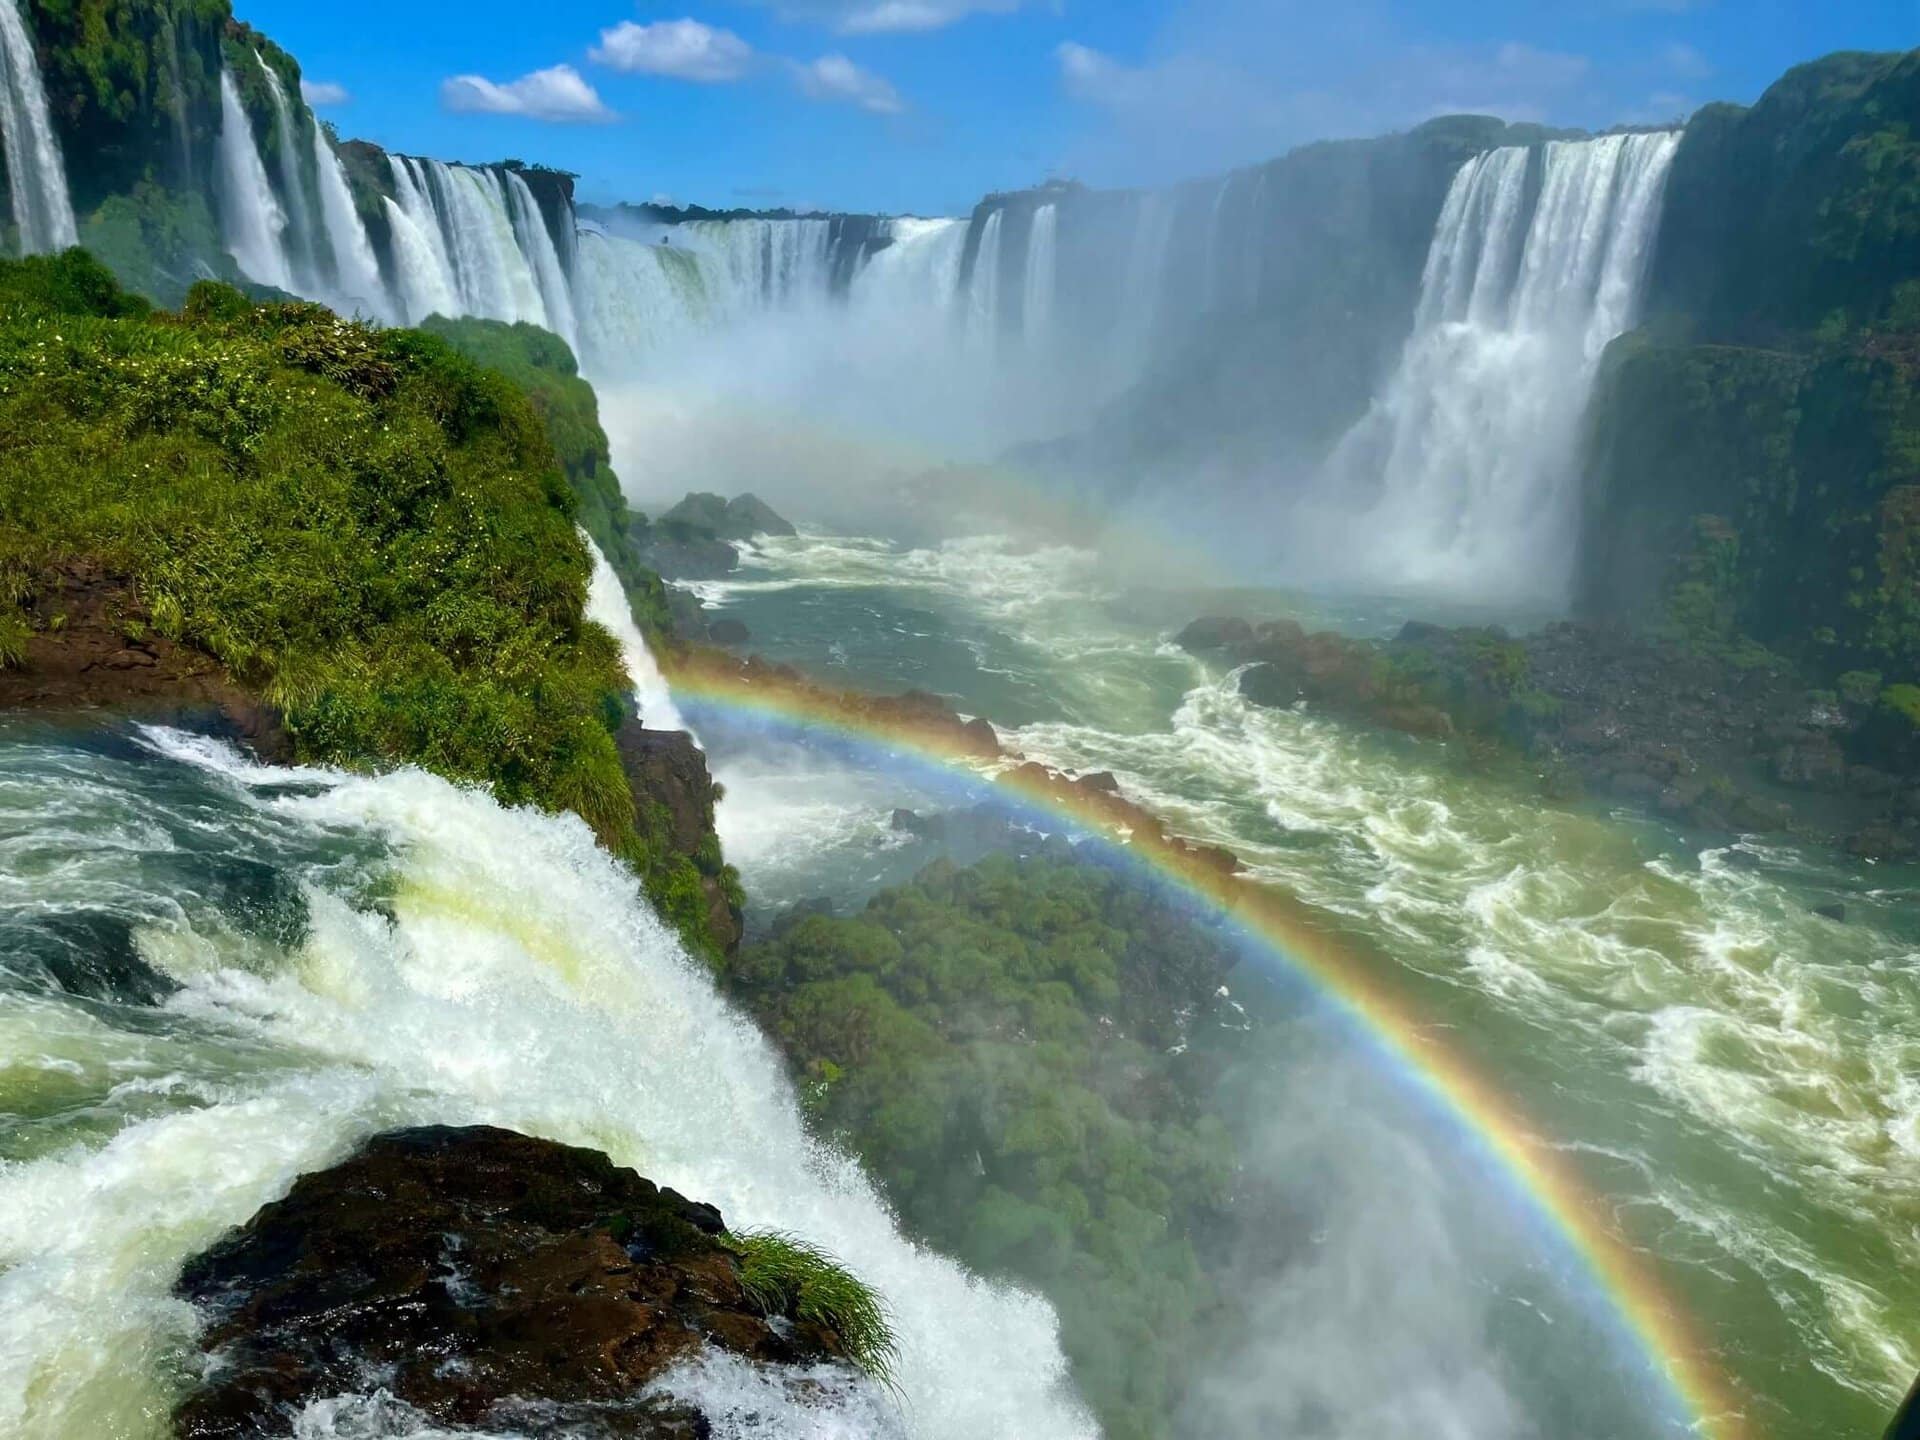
[0, 250, 723, 948]
[726, 1229, 897, 1384]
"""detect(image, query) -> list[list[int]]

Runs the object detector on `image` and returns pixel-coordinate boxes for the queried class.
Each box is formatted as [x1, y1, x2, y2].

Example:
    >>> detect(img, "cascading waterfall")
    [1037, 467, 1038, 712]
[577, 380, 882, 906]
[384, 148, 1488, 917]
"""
[385, 156, 459, 322]
[506, 170, 578, 351]
[966, 209, 1004, 348]
[253, 53, 316, 288]
[215, 68, 293, 290]
[425, 160, 546, 326]
[0, 0, 77, 254]
[585, 533, 688, 734]
[677, 217, 839, 314]
[310, 127, 388, 319]
[0, 725, 1097, 1439]
[850, 216, 965, 314]
[1320, 131, 1681, 599]
[1022, 203, 1057, 346]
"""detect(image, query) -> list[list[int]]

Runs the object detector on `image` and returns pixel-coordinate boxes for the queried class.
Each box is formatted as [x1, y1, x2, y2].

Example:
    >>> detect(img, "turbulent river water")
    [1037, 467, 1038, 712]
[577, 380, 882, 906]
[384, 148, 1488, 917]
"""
[687, 530, 1920, 1440]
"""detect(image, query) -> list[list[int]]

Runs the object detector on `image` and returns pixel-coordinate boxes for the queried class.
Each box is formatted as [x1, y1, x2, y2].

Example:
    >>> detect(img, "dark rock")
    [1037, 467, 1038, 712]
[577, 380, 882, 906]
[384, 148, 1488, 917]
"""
[173, 1126, 847, 1438]
[1174, 616, 1255, 652]
[707, 617, 751, 646]
[1078, 771, 1121, 794]
[615, 721, 742, 955]
[724, 493, 797, 539]
[1239, 661, 1302, 709]
[1812, 902, 1847, 923]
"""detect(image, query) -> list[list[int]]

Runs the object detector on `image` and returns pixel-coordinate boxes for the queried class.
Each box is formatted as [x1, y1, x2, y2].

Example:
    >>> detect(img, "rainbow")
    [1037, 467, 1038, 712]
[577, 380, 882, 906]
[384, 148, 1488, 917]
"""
[667, 654, 1749, 1440]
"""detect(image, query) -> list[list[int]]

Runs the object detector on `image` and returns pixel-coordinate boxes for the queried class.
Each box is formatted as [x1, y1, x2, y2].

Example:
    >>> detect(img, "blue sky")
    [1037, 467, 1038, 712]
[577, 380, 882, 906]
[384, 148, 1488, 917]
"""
[253, 0, 1914, 215]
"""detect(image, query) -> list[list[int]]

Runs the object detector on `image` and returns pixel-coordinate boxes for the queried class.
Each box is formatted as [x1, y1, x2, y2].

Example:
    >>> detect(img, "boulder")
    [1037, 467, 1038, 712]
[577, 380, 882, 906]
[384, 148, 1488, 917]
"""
[616, 721, 743, 954]
[1174, 616, 1255, 652]
[172, 1126, 850, 1438]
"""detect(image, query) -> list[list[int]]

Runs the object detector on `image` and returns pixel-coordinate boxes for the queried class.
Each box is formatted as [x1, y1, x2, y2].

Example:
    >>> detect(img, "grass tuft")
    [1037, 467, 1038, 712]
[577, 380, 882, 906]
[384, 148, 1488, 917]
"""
[726, 1229, 897, 1385]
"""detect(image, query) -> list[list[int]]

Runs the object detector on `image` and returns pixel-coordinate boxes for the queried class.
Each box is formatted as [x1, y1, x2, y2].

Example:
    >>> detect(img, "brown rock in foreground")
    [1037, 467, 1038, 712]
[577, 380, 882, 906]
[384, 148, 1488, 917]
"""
[173, 1126, 847, 1438]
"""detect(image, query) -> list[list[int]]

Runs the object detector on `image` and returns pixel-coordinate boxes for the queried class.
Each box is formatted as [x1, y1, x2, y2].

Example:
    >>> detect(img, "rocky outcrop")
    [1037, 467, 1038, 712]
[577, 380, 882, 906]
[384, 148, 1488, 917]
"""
[0, 559, 289, 760]
[173, 1126, 851, 1438]
[616, 719, 742, 954]
[661, 492, 796, 542]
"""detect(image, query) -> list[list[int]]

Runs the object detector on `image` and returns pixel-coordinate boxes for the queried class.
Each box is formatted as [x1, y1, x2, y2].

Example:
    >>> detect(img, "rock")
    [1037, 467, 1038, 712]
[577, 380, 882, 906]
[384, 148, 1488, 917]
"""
[615, 721, 742, 955]
[707, 616, 751, 646]
[1174, 616, 1254, 652]
[1077, 771, 1121, 794]
[959, 715, 1001, 757]
[1239, 661, 1302, 709]
[641, 530, 739, 580]
[172, 1126, 849, 1438]
[1812, 902, 1847, 923]
[724, 493, 797, 539]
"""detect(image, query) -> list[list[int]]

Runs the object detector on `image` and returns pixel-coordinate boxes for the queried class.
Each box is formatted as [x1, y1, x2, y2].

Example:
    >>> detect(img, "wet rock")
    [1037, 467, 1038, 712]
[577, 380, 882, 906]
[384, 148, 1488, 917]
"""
[172, 1126, 849, 1439]
[707, 616, 751, 646]
[1812, 902, 1847, 923]
[1239, 661, 1303, 709]
[615, 721, 742, 955]
[1174, 616, 1255, 652]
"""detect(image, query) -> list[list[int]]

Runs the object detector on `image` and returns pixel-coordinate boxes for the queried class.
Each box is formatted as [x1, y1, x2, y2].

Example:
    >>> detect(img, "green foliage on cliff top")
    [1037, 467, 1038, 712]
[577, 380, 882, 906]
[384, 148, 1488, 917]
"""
[0, 250, 715, 936]
[724, 853, 1240, 1440]
[419, 317, 676, 644]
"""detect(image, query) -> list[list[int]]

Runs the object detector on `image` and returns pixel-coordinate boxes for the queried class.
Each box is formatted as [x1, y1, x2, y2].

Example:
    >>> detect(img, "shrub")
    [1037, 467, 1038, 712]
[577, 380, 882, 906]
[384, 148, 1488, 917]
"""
[726, 1229, 897, 1384]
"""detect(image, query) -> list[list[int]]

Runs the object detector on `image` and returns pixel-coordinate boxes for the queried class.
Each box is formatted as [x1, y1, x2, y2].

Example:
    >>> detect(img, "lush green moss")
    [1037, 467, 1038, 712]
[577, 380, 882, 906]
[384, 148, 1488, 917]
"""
[725, 854, 1240, 1440]
[419, 317, 677, 643]
[725, 1230, 897, 1383]
[0, 252, 699, 915]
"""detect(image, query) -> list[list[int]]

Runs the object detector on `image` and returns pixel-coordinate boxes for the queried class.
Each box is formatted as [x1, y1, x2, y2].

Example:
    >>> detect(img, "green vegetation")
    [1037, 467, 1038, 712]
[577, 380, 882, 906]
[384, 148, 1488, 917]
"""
[419, 317, 676, 642]
[0, 250, 723, 949]
[724, 853, 1242, 1440]
[726, 1230, 897, 1384]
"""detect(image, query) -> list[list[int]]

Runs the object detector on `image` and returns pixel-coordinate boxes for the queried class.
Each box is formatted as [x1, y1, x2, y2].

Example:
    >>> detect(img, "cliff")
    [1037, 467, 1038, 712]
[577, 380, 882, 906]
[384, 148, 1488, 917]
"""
[0, 249, 734, 955]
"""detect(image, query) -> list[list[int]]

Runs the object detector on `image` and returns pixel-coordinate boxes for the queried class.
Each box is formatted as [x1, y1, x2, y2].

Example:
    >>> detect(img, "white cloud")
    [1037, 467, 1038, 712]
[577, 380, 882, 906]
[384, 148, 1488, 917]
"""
[748, 0, 1028, 33]
[440, 64, 616, 123]
[590, 18, 756, 82]
[792, 53, 905, 114]
[300, 79, 350, 107]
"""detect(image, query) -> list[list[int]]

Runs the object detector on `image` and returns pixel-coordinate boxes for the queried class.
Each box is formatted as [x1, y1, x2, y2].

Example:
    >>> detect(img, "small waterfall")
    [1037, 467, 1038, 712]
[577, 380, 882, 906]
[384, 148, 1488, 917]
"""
[0, 0, 77, 254]
[1022, 203, 1057, 346]
[216, 68, 293, 290]
[966, 209, 1004, 347]
[254, 53, 316, 287]
[506, 170, 578, 351]
[1112, 189, 1177, 389]
[585, 533, 688, 735]
[311, 127, 387, 319]
[1323, 131, 1681, 599]
[850, 216, 965, 314]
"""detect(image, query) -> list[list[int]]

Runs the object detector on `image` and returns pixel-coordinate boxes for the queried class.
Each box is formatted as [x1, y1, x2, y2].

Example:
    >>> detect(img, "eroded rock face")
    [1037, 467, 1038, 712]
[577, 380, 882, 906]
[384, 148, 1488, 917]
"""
[615, 720, 743, 954]
[173, 1126, 845, 1438]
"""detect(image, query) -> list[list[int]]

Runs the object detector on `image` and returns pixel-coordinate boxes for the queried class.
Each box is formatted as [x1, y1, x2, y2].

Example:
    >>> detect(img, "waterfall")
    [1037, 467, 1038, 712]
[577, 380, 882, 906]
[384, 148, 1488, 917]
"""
[417, 158, 547, 327]
[254, 53, 316, 287]
[386, 156, 458, 321]
[573, 228, 711, 374]
[966, 209, 1004, 347]
[1022, 203, 1057, 346]
[1321, 131, 1681, 600]
[0, 729, 1098, 1439]
[674, 217, 838, 314]
[0, 0, 76, 254]
[311, 127, 387, 320]
[585, 533, 688, 735]
[506, 170, 577, 351]
[850, 216, 965, 314]
[216, 68, 293, 290]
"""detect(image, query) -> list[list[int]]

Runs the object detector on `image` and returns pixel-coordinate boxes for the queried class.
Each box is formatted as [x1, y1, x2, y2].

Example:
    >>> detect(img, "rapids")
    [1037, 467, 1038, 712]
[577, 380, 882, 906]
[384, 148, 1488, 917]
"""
[684, 529, 1920, 1440]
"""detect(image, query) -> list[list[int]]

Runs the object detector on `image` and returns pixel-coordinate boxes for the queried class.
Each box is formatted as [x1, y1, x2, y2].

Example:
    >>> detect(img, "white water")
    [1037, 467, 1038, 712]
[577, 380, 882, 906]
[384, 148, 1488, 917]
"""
[311, 126, 389, 319]
[422, 159, 548, 327]
[965, 210, 1003, 350]
[0, 729, 1094, 1439]
[506, 169, 578, 351]
[584, 531, 688, 734]
[1322, 132, 1681, 600]
[254, 53, 316, 289]
[216, 68, 293, 290]
[385, 157, 459, 323]
[1021, 204, 1057, 346]
[0, 0, 75, 254]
